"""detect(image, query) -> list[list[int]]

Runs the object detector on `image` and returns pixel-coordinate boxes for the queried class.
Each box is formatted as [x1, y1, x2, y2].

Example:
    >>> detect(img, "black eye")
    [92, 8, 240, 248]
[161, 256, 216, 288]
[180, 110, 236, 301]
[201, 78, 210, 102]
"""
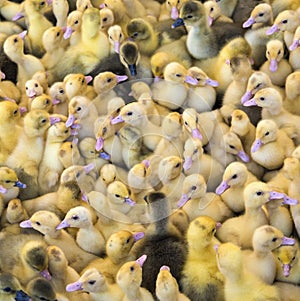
[191, 185, 197, 190]
[184, 121, 188, 126]
[126, 238, 131, 244]
[72, 215, 79, 220]
[35, 83, 38, 87]
[45, 99, 49, 104]
[77, 107, 82, 111]
[132, 32, 138, 37]
[64, 129, 68, 134]
[115, 194, 120, 198]
[5, 180, 11, 183]
[102, 127, 107, 135]
[3, 287, 12, 292]
[41, 119, 47, 123]
[292, 256, 296, 261]
[74, 20, 79, 24]
[210, 7, 214, 12]
[278, 50, 281, 55]
[258, 13, 264, 17]
[56, 31, 60, 37]
[107, 78, 112, 83]
[229, 145, 235, 149]
[36, 221, 41, 226]
[103, 17, 107, 22]
[256, 191, 263, 196]
[282, 19, 288, 24]
[232, 174, 237, 179]
[40, 1, 45, 5]
[255, 83, 261, 89]
[13, 109, 18, 115]
[116, 108, 121, 113]
[193, 148, 198, 154]
[127, 112, 133, 116]
[59, 89, 64, 94]
[119, 33, 122, 38]
[260, 97, 265, 101]
[13, 37, 18, 43]
[70, 144, 73, 148]
[175, 162, 181, 168]
[265, 131, 269, 136]
[272, 237, 277, 242]
[88, 280, 96, 285]
[76, 172, 80, 178]
[186, 15, 193, 19]
[175, 73, 181, 77]
[130, 266, 135, 271]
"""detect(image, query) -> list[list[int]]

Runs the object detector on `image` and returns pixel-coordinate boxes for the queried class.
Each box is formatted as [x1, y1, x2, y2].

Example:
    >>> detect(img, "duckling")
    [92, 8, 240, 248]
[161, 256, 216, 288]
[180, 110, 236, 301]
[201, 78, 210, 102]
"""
[58, 140, 84, 168]
[178, 174, 233, 223]
[173, 1, 245, 60]
[66, 268, 124, 300]
[99, 7, 114, 31]
[133, 192, 187, 296]
[47, 245, 90, 301]
[216, 181, 286, 249]
[52, 0, 69, 28]
[20, 210, 98, 273]
[185, 66, 218, 113]
[216, 242, 281, 301]
[0, 237, 50, 287]
[266, 9, 300, 49]
[30, 94, 54, 113]
[0, 272, 22, 301]
[63, 10, 83, 46]
[57, 206, 105, 256]
[151, 61, 197, 110]
[82, 229, 145, 282]
[204, 0, 233, 26]
[66, 95, 98, 141]
[111, 102, 162, 151]
[41, 26, 66, 70]
[107, 25, 125, 54]
[288, 25, 300, 70]
[3, 31, 45, 93]
[115, 256, 154, 301]
[0, 101, 21, 164]
[243, 225, 295, 284]
[251, 119, 295, 170]
[180, 215, 224, 301]
[0, 0, 23, 25]
[92, 71, 127, 115]
[270, 0, 300, 18]
[260, 39, 292, 87]
[273, 243, 300, 284]
[6, 109, 51, 199]
[49, 81, 68, 115]
[156, 265, 190, 301]
[244, 87, 300, 144]
[283, 70, 300, 115]
[159, 0, 187, 21]
[214, 0, 237, 18]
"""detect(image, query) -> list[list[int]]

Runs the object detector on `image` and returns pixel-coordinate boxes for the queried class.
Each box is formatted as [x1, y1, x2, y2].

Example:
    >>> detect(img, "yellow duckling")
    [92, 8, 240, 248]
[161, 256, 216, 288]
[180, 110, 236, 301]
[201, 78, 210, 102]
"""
[49, 81, 68, 116]
[260, 39, 292, 87]
[58, 140, 85, 169]
[67, 268, 124, 300]
[99, 7, 114, 31]
[25, 79, 43, 105]
[283, 70, 300, 115]
[204, 0, 233, 26]
[159, 0, 187, 21]
[273, 243, 300, 284]
[155, 265, 190, 301]
[30, 94, 54, 112]
[3, 31, 45, 93]
[107, 24, 125, 54]
[216, 242, 281, 301]
[20, 210, 98, 273]
[180, 215, 224, 301]
[178, 173, 233, 222]
[288, 25, 300, 70]
[243, 225, 295, 284]
[56, 206, 106, 256]
[116, 255, 154, 301]
[63, 10, 83, 46]
[274, 281, 300, 301]
[244, 87, 300, 144]
[216, 181, 288, 249]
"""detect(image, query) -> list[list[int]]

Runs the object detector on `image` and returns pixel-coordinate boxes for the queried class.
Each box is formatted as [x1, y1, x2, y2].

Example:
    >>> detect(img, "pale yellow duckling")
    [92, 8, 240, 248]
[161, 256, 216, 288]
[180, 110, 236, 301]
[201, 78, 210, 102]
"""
[178, 173, 233, 222]
[156, 265, 190, 301]
[76, 0, 93, 12]
[251, 119, 295, 170]
[6, 109, 51, 199]
[0, 101, 21, 164]
[67, 267, 124, 300]
[159, 0, 187, 21]
[52, 0, 69, 27]
[99, 7, 114, 31]
[63, 10, 83, 46]
[273, 243, 300, 284]
[260, 39, 292, 87]
[216, 181, 287, 249]
[41, 26, 66, 70]
[204, 0, 233, 26]
[151, 61, 197, 110]
[283, 70, 300, 115]
[244, 87, 300, 144]
[56, 206, 106, 256]
[107, 24, 125, 54]
[216, 242, 281, 301]
[185, 66, 218, 113]
[3, 31, 45, 93]
[116, 255, 154, 301]
[25, 79, 43, 105]
[19, 210, 98, 273]
[31, 70, 49, 93]
[180, 215, 224, 301]
[274, 281, 300, 301]
[58, 140, 85, 168]
[288, 25, 300, 70]
[49, 81, 68, 116]
[182, 137, 225, 192]
[243, 225, 295, 284]
[243, 3, 274, 29]
[0, 0, 23, 24]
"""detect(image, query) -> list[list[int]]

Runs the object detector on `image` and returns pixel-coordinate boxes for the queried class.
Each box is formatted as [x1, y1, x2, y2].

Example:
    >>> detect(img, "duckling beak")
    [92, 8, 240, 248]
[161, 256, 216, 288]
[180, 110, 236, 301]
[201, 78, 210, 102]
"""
[172, 18, 185, 28]
[269, 191, 287, 202]
[283, 264, 291, 277]
[243, 16, 255, 28]
[177, 193, 189, 208]
[114, 41, 120, 53]
[56, 220, 70, 230]
[50, 116, 61, 125]
[215, 181, 230, 195]
[237, 150, 250, 162]
[171, 7, 179, 20]
[99, 150, 111, 160]
[269, 59, 278, 72]
[133, 232, 145, 241]
[124, 197, 136, 206]
[84, 163, 95, 174]
[136, 254, 147, 267]
[289, 39, 299, 51]
[27, 89, 36, 98]
[185, 75, 198, 86]
[18, 30, 27, 40]
[19, 219, 33, 228]
[12, 12, 24, 21]
[95, 137, 104, 151]
[191, 128, 203, 140]
[282, 196, 298, 205]
[40, 269, 52, 280]
[111, 115, 124, 124]
[208, 15, 214, 26]
[0, 185, 7, 193]
[0, 71, 5, 80]
[66, 281, 84, 292]
[241, 91, 253, 104]
[243, 98, 257, 107]
[63, 26, 74, 39]
[116, 75, 128, 83]
[128, 64, 137, 76]
[266, 24, 279, 35]
[183, 157, 192, 171]
[206, 78, 219, 87]
[251, 139, 263, 152]
[281, 237, 295, 246]
[14, 180, 27, 188]
[52, 98, 60, 105]
[66, 114, 75, 127]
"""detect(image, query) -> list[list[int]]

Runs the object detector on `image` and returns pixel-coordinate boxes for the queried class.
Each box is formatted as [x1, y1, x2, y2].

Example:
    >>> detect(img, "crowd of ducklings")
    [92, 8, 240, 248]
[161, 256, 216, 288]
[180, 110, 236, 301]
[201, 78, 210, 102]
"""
[2, 0, 300, 300]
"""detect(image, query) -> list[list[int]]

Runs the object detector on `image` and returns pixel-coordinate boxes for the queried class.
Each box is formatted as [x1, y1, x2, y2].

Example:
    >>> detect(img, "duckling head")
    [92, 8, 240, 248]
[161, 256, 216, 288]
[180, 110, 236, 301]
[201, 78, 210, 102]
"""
[158, 155, 182, 184]
[128, 161, 150, 190]
[156, 266, 179, 300]
[0, 101, 20, 125]
[182, 108, 203, 140]
[243, 3, 273, 28]
[64, 10, 83, 39]
[0, 272, 21, 297]
[223, 132, 250, 162]
[26, 277, 57, 301]
[30, 94, 53, 112]
[25, 79, 43, 99]
[0, 166, 26, 190]
[119, 41, 139, 77]
[6, 198, 28, 224]
[161, 112, 182, 138]
[107, 180, 136, 206]
[23, 109, 51, 138]
[164, 62, 197, 85]
[99, 163, 117, 185]
[150, 52, 172, 80]
[64, 73, 91, 100]
[108, 25, 125, 54]
[126, 18, 153, 42]
[3, 31, 26, 58]
[46, 122, 70, 143]
[49, 82, 67, 105]
[47, 245, 68, 275]
[265, 39, 284, 72]
[204, 0, 222, 26]
[178, 174, 207, 207]
[58, 141, 81, 168]
[187, 66, 219, 87]
[183, 137, 203, 171]
[95, 115, 116, 151]
[93, 71, 127, 94]
[187, 215, 219, 250]
[79, 137, 110, 161]
[230, 109, 251, 137]
[285, 71, 300, 100]
[282, 157, 300, 180]
[66, 95, 91, 127]
[266, 10, 299, 35]
[129, 81, 151, 100]
[215, 161, 249, 194]
[100, 7, 114, 30]
[42, 26, 64, 52]
[289, 25, 300, 51]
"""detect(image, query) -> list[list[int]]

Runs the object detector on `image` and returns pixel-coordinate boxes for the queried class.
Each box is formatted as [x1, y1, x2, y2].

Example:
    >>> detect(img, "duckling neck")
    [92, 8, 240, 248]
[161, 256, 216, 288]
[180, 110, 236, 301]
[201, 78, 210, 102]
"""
[123, 285, 142, 301]
[58, 181, 81, 200]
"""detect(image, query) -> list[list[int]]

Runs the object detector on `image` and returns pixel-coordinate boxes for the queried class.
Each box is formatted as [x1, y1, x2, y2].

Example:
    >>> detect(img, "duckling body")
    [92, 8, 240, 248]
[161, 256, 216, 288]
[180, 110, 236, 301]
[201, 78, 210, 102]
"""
[283, 70, 300, 115]
[180, 216, 224, 301]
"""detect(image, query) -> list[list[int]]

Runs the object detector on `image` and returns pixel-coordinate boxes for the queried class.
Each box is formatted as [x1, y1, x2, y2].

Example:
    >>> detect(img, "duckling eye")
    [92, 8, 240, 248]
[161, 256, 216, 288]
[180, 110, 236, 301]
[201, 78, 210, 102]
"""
[184, 121, 189, 126]
[119, 33, 122, 38]
[127, 111, 133, 116]
[74, 20, 79, 24]
[13, 109, 18, 115]
[272, 237, 277, 242]
[56, 31, 60, 37]
[193, 148, 198, 154]
[90, 150, 95, 154]
[126, 238, 131, 244]
[282, 19, 288, 24]
[72, 215, 79, 220]
[113, 176, 116, 180]
[278, 50, 281, 55]
[88, 280, 96, 285]
[175, 73, 182, 77]
[260, 97, 265, 101]
[258, 13, 264, 17]
[115, 194, 120, 198]
[229, 145, 235, 149]
[191, 185, 197, 190]
[232, 174, 237, 179]
[186, 15, 193, 19]
[77, 107, 82, 112]
[40, 1, 45, 5]
[116, 108, 121, 113]
[35, 83, 38, 88]
[5, 180, 11, 183]
[256, 191, 264, 196]
[75, 172, 81, 178]
[103, 17, 108, 22]
[36, 221, 41, 226]
[255, 83, 261, 89]
[132, 32, 139, 38]
[81, 79, 85, 84]
[175, 162, 181, 168]
[292, 256, 296, 261]
[130, 266, 135, 271]
[210, 7, 214, 12]
[3, 287, 12, 292]
[59, 89, 64, 94]
[64, 129, 68, 134]
[107, 78, 112, 83]
[41, 119, 47, 124]
[265, 131, 269, 136]
[70, 144, 73, 148]
[102, 127, 107, 135]
[45, 99, 49, 104]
